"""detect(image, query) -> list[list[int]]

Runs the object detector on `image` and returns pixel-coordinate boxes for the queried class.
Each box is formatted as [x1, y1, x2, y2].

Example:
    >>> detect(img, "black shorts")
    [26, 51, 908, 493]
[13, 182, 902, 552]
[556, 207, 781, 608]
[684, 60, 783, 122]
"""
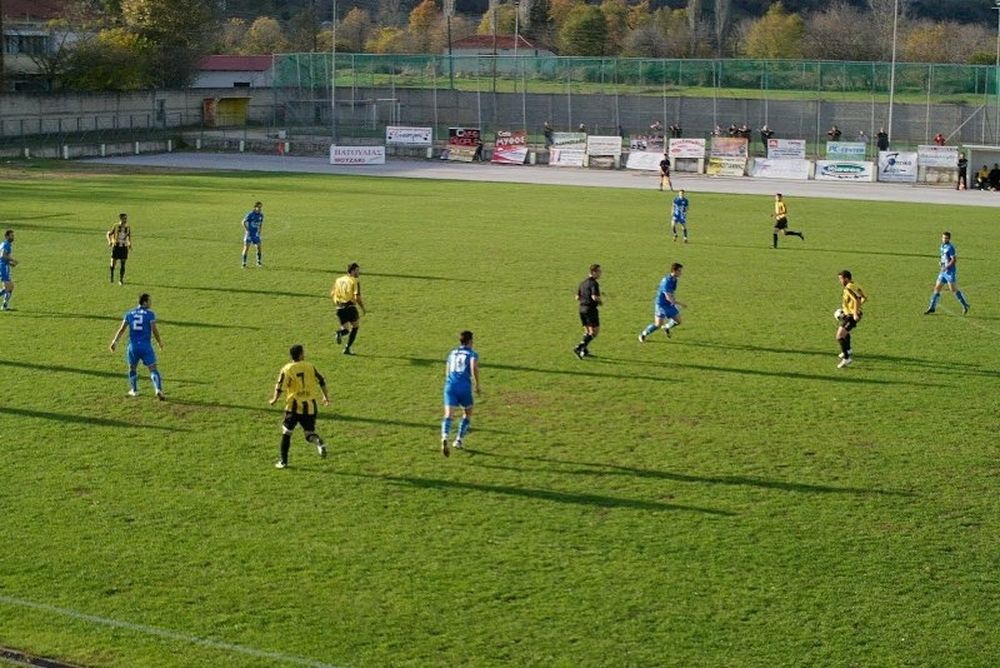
[283, 411, 317, 433]
[839, 312, 862, 331]
[579, 308, 600, 328]
[111, 245, 129, 260]
[774, 217, 788, 230]
[336, 304, 359, 325]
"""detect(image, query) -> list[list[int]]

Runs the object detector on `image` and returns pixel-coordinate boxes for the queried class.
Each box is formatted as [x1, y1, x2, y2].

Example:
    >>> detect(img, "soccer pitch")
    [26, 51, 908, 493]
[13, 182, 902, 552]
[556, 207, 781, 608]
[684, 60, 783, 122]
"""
[1, 163, 999, 666]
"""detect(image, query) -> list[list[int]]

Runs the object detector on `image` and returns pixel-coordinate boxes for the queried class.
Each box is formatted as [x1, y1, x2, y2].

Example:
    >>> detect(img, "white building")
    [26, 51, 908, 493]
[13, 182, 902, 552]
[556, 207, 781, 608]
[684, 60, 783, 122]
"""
[192, 55, 275, 89]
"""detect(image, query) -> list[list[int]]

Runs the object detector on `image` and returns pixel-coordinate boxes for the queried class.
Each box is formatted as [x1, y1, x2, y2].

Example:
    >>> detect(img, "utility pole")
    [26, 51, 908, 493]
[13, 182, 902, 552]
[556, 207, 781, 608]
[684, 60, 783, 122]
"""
[0, 0, 6, 92]
[331, 0, 337, 143]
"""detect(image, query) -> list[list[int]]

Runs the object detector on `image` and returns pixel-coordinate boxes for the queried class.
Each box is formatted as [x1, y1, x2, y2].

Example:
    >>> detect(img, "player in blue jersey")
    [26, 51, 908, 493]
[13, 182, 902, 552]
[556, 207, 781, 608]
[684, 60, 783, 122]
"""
[241, 201, 264, 268]
[0, 229, 17, 311]
[109, 293, 166, 399]
[638, 263, 685, 342]
[671, 190, 690, 243]
[925, 231, 970, 315]
[441, 330, 481, 457]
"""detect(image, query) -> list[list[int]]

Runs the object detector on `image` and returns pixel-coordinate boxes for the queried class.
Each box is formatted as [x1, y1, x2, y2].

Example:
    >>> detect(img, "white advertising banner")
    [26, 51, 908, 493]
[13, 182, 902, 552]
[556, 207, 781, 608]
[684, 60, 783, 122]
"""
[586, 135, 623, 157]
[549, 148, 586, 167]
[707, 156, 746, 176]
[766, 138, 807, 160]
[814, 160, 875, 181]
[917, 145, 959, 168]
[386, 126, 432, 146]
[878, 151, 919, 182]
[826, 141, 867, 160]
[330, 145, 386, 165]
[625, 151, 663, 171]
[668, 138, 706, 159]
[552, 132, 587, 149]
[750, 158, 810, 180]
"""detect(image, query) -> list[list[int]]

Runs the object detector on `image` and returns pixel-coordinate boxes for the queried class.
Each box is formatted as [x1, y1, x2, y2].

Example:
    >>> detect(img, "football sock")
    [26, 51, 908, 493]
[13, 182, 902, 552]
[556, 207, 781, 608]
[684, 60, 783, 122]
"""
[110, 266, 115, 282]
[256, 250, 262, 264]
[772, 233, 778, 248]
[664, 318, 678, 330]
[441, 416, 453, 439]
[119, 261, 126, 282]
[844, 334, 851, 355]
[928, 293, 941, 311]
[641, 324, 657, 337]
[150, 370, 163, 393]
[128, 369, 139, 392]
[838, 337, 850, 356]
[458, 417, 471, 438]
[306, 433, 325, 446]
[956, 291, 969, 308]
[279, 433, 292, 463]
[2, 292, 9, 308]
[582, 334, 593, 346]
[241, 252, 247, 265]
[347, 327, 359, 348]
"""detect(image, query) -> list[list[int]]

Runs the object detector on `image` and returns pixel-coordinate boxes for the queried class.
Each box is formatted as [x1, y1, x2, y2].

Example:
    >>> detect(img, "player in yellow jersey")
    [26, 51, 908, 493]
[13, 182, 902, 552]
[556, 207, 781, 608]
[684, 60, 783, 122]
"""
[268, 344, 331, 468]
[106, 213, 131, 284]
[835, 270, 867, 369]
[330, 262, 366, 355]
[772, 194, 804, 249]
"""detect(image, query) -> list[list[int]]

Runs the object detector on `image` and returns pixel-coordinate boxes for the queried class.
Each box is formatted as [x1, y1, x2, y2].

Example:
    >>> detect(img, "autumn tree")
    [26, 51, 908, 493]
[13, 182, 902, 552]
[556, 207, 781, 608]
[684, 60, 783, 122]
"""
[120, 0, 220, 87]
[62, 28, 155, 90]
[338, 7, 373, 53]
[477, 4, 518, 36]
[741, 2, 804, 59]
[802, 2, 881, 61]
[524, 0, 553, 42]
[408, 0, 442, 52]
[557, 4, 608, 55]
[242, 16, 288, 54]
[600, 0, 629, 55]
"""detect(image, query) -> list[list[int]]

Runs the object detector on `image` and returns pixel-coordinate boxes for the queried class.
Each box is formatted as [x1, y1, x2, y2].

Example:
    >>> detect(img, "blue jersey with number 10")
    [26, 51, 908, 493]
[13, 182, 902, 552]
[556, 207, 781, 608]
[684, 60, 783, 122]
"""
[445, 346, 477, 389]
[244, 210, 263, 234]
[125, 306, 156, 346]
[672, 196, 689, 222]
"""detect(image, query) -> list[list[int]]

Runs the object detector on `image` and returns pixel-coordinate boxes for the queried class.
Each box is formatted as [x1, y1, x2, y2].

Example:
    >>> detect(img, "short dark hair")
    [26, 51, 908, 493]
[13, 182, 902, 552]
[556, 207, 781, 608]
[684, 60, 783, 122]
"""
[459, 330, 473, 345]
[348, 262, 360, 273]
[289, 344, 304, 361]
[943, 231, 951, 237]
[4, 229, 12, 238]
[138, 293, 150, 306]
[775, 193, 782, 198]
[839, 270, 852, 280]
[254, 201, 263, 207]
[671, 262, 683, 272]
[589, 263, 601, 273]
[119, 213, 127, 220]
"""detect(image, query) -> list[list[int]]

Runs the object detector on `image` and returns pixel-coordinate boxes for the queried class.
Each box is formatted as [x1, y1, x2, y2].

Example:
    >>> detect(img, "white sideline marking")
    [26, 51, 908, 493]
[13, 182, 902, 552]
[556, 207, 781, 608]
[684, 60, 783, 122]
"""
[0, 595, 339, 668]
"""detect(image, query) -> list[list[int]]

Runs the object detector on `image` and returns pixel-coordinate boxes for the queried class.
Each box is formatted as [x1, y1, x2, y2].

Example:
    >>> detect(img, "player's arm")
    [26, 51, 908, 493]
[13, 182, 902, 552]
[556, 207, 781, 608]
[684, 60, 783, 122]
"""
[151, 322, 164, 350]
[591, 286, 602, 305]
[106, 227, 114, 246]
[109, 319, 128, 352]
[355, 283, 366, 314]
[268, 372, 285, 405]
[1, 247, 15, 267]
[315, 369, 331, 405]
[242, 214, 250, 232]
[471, 357, 481, 396]
[665, 290, 686, 309]
[945, 253, 957, 271]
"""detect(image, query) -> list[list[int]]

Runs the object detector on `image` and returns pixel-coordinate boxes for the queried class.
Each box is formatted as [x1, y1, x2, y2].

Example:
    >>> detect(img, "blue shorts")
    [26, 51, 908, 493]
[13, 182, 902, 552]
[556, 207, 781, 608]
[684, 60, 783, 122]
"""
[127, 343, 157, 368]
[244, 233, 261, 246]
[655, 302, 680, 320]
[443, 384, 473, 408]
[937, 271, 957, 285]
[672, 216, 687, 225]
[0, 264, 10, 282]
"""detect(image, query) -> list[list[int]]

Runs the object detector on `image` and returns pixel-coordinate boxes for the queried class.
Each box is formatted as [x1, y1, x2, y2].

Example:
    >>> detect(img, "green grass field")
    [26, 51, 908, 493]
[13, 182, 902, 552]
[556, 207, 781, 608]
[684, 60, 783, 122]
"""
[1, 163, 999, 667]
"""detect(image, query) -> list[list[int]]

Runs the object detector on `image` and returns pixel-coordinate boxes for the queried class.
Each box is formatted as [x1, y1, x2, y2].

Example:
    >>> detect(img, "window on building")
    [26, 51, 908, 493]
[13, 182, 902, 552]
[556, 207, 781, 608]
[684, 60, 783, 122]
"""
[4, 34, 51, 55]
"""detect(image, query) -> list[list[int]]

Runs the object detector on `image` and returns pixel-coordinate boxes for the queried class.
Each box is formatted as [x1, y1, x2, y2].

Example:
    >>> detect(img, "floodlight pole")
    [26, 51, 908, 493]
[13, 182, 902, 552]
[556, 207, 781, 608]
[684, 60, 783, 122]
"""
[331, 0, 338, 143]
[994, 1, 1000, 144]
[886, 0, 898, 145]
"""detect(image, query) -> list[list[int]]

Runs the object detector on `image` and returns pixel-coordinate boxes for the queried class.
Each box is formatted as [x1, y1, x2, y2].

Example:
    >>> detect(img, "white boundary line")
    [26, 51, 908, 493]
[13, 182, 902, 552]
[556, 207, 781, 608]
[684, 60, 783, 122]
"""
[0, 595, 339, 668]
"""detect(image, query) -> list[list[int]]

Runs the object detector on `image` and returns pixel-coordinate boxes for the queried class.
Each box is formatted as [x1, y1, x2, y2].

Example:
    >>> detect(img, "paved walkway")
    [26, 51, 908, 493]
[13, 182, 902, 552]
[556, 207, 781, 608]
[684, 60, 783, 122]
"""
[86, 152, 1000, 208]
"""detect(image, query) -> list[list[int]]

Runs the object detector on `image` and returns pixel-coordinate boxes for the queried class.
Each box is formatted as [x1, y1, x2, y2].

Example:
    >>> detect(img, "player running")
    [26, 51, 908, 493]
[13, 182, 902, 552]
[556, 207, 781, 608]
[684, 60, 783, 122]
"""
[241, 201, 264, 268]
[441, 330, 481, 457]
[772, 193, 804, 248]
[331, 262, 366, 355]
[639, 263, 685, 342]
[925, 231, 970, 315]
[109, 293, 165, 399]
[671, 190, 689, 243]
[268, 344, 331, 468]
[1, 229, 17, 311]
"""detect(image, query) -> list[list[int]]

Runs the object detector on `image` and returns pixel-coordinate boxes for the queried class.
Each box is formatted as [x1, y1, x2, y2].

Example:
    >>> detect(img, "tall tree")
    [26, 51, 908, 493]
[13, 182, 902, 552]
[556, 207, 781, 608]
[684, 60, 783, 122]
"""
[557, 3, 607, 55]
[740, 1, 803, 58]
[120, 0, 220, 87]
[476, 3, 517, 35]
[242, 16, 288, 54]
[338, 7, 373, 53]
[600, 0, 629, 55]
[686, 0, 701, 56]
[712, 0, 730, 56]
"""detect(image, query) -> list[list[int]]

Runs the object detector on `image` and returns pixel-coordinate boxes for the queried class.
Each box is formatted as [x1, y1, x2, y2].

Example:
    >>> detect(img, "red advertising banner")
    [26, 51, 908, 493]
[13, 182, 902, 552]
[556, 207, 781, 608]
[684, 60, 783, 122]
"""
[492, 130, 528, 165]
[447, 127, 481, 162]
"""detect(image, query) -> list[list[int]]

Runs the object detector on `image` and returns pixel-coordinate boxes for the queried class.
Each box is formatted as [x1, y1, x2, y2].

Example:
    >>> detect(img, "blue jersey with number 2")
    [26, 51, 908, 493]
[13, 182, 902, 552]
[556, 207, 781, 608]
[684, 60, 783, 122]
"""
[125, 306, 156, 346]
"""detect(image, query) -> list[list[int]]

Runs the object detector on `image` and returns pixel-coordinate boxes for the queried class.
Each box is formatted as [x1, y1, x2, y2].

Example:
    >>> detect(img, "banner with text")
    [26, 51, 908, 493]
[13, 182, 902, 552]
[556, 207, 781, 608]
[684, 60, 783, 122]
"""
[446, 127, 481, 162]
[878, 151, 918, 182]
[492, 130, 528, 164]
[826, 141, 866, 161]
[917, 145, 959, 168]
[766, 138, 807, 160]
[710, 137, 748, 159]
[669, 138, 706, 159]
[386, 126, 432, 146]
[630, 135, 665, 152]
[586, 135, 623, 157]
[814, 161, 875, 181]
[625, 151, 663, 171]
[552, 132, 587, 149]
[707, 156, 746, 176]
[330, 145, 386, 165]
[750, 158, 810, 180]
[549, 148, 586, 167]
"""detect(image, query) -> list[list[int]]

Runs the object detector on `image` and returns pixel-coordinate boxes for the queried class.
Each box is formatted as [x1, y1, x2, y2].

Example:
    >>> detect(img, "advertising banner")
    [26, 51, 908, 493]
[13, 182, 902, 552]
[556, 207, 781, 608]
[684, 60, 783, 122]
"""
[814, 161, 875, 181]
[707, 156, 746, 176]
[826, 141, 866, 160]
[586, 135, 623, 157]
[329, 145, 386, 165]
[669, 138, 706, 159]
[549, 148, 586, 167]
[766, 138, 807, 160]
[878, 151, 918, 182]
[386, 126, 432, 146]
[710, 137, 748, 158]
[625, 151, 663, 171]
[552, 132, 587, 149]
[750, 158, 810, 180]
[629, 134, 665, 152]
[446, 127, 481, 162]
[917, 145, 959, 168]
[492, 130, 528, 164]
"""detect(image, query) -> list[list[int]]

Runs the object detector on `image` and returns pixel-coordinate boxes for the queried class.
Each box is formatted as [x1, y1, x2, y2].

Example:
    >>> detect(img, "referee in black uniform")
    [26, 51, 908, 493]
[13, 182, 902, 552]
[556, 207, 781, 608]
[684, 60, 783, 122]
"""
[574, 264, 602, 359]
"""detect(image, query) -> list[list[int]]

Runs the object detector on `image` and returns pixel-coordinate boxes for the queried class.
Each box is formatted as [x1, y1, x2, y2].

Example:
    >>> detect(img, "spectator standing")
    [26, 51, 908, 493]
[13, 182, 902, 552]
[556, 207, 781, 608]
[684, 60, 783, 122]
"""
[933, 133, 945, 146]
[957, 152, 968, 190]
[669, 123, 682, 138]
[827, 125, 842, 141]
[876, 127, 889, 152]
[543, 121, 554, 148]
[759, 125, 774, 156]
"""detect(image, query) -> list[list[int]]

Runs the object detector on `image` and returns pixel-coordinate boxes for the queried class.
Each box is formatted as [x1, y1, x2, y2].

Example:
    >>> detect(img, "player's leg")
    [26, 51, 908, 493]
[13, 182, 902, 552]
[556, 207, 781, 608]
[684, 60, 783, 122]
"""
[441, 403, 456, 456]
[344, 317, 359, 355]
[639, 312, 661, 342]
[574, 312, 596, 358]
[118, 256, 127, 284]
[125, 345, 140, 394]
[666, 176, 673, 192]
[241, 239, 250, 267]
[772, 226, 780, 248]
[671, 220, 678, 241]
[455, 406, 473, 449]
[835, 325, 852, 366]
[276, 413, 297, 468]
[302, 414, 325, 457]
[255, 241, 263, 267]
[1, 278, 12, 310]
[147, 361, 165, 400]
[926, 279, 944, 313]
[784, 228, 804, 240]
[681, 222, 688, 242]
[949, 280, 970, 312]
[335, 308, 350, 345]
[582, 325, 599, 356]
[109, 257, 117, 283]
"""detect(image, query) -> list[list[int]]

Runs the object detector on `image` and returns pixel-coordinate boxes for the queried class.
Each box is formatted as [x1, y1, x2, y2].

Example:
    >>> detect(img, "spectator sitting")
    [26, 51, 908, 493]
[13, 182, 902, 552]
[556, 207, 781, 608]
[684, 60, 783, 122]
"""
[989, 163, 1000, 191]
[650, 119, 664, 136]
[669, 123, 682, 138]
[728, 122, 738, 137]
[933, 132, 945, 146]
[827, 125, 842, 141]
[738, 123, 751, 139]
[976, 164, 989, 190]
[578, 122, 587, 134]
[857, 130, 868, 143]
[712, 124, 723, 136]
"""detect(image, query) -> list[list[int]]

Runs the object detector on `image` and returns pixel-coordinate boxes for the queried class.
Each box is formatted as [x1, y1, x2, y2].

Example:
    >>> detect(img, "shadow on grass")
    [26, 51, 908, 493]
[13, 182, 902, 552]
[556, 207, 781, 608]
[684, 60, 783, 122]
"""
[144, 283, 318, 300]
[0, 406, 188, 432]
[466, 451, 915, 498]
[375, 354, 944, 387]
[0, 359, 209, 385]
[279, 268, 485, 283]
[699, 241, 937, 260]
[17, 310, 260, 331]
[321, 470, 735, 515]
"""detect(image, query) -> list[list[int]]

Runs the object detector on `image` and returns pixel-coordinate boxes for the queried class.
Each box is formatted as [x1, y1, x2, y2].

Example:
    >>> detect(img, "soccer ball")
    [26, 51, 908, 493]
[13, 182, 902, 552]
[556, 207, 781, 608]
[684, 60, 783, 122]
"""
[833, 308, 844, 321]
